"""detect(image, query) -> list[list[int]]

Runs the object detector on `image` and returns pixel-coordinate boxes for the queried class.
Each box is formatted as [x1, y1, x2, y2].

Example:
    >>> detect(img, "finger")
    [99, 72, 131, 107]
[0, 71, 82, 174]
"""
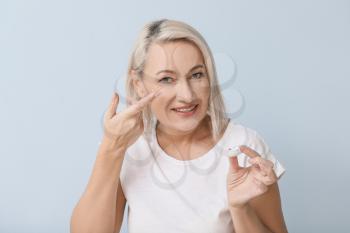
[250, 158, 277, 184]
[249, 157, 274, 176]
[125, 87, 162, 116]
[126, 96, 137, 106]
[254, 170, 276, 186]
[228, 156, 241, 172]
[105, 92, 119, 120]
[239, 145, 261, 159]
[252, 177, 269, 192]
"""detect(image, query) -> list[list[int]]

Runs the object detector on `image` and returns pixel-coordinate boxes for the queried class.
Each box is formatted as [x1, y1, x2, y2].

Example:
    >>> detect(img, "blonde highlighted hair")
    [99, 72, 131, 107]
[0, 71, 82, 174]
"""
[125, 18, 229, 142]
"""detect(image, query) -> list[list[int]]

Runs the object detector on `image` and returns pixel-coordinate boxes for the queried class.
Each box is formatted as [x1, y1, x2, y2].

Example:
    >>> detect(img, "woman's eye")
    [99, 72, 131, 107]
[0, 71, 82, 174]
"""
[159, 77, 174, 83]
[192, 72, 204, 79]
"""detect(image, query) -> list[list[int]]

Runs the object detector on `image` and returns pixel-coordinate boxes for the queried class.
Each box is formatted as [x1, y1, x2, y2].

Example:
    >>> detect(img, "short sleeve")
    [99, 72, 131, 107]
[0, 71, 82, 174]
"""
[240, 130, 286, 179]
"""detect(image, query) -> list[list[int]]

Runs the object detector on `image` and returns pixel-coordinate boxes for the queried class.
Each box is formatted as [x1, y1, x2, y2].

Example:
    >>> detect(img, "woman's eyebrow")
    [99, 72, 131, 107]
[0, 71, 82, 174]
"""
[155, 64, 205, 75]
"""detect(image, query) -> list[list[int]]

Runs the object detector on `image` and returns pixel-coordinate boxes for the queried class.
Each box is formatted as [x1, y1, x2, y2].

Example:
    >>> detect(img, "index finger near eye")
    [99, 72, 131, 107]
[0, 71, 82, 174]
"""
[238, 145, 261, 158]
[125, 90, 160, 116]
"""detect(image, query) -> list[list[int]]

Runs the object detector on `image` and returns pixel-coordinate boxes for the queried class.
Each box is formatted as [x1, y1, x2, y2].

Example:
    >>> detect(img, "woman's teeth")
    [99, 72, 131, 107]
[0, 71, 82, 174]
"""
[173, 105, 197, 112]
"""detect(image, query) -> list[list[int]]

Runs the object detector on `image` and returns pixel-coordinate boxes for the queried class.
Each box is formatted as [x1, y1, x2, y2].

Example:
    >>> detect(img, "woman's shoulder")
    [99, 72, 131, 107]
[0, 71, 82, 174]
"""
[227, 119, 258, 139]
[227, 119, 272, 154]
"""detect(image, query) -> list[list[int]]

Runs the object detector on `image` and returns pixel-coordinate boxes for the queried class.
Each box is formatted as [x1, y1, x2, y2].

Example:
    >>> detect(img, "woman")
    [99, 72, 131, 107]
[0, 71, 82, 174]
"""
[71, 19, 288, 233]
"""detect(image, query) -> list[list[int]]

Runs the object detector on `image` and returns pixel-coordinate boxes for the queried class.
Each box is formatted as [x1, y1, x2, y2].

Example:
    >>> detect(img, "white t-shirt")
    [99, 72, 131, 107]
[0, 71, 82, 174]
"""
[120, 119, 286, 233]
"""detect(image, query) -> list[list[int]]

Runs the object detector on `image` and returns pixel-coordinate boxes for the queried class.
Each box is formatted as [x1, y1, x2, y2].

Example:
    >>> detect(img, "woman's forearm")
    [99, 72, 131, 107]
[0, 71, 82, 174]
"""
[229, 204, 272, 233]
[70, 135, 127, 233]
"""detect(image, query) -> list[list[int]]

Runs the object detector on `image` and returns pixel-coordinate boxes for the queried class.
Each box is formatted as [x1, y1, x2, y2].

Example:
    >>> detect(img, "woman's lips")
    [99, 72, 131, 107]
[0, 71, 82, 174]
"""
[171, 104, 199, 116]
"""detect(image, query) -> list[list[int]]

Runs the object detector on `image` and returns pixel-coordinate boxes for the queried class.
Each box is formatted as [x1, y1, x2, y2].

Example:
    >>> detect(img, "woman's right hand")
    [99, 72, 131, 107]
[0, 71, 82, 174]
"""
[102, 88, 162, 151]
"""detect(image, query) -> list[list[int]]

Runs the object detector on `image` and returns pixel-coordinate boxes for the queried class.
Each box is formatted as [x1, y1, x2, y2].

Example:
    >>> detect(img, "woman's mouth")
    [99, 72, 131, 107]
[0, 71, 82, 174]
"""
[171, 104, 199, 117]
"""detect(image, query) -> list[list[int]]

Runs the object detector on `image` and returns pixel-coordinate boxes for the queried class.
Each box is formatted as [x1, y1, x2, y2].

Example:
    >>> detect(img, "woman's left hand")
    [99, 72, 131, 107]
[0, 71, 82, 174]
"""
[226, 145, 278, 209]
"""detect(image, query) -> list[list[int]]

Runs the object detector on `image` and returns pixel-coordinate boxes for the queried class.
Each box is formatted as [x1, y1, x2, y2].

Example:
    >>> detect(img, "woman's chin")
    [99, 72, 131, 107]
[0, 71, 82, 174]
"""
[174, 122, 200, 132]
[168, 115, 206, 133]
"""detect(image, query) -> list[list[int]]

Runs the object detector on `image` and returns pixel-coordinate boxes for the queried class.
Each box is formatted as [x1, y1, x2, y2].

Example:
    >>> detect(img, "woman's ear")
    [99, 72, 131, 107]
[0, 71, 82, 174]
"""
[131, 69, 146, 98]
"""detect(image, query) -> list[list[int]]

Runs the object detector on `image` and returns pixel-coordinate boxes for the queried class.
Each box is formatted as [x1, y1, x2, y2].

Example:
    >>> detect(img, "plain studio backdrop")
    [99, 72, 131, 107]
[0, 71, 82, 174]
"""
[1, 0, 349, 232]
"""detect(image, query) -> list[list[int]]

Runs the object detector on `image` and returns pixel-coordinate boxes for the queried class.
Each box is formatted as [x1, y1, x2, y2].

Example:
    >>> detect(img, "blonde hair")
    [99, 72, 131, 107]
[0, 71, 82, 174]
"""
[125, 18, 229, 142]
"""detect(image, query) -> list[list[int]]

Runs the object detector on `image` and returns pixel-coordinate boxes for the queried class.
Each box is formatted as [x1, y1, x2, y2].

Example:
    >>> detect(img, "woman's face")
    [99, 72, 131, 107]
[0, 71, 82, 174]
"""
[134, 40, 210, 134]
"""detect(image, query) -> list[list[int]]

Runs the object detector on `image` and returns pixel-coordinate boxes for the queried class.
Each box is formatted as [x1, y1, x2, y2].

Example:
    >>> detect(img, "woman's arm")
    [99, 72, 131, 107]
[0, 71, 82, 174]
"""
[229, 182, 288, 233]
[70, 89, 159, 233]
[113, 178, 127, 233]
[70, 135, 127, 233]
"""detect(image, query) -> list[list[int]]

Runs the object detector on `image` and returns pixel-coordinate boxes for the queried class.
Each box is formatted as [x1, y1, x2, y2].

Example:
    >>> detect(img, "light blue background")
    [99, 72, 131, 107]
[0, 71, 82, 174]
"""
[1, 0, 349, 232]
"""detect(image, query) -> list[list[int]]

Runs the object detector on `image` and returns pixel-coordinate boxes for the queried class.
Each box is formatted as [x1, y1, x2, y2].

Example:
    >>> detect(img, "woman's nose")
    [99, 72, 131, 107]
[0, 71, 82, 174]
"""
[175, 80, 195, 102]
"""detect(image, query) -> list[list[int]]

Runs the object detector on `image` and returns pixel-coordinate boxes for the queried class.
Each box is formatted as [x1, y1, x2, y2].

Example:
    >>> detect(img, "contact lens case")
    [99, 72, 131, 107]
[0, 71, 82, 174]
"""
[224, 146, 242, 158]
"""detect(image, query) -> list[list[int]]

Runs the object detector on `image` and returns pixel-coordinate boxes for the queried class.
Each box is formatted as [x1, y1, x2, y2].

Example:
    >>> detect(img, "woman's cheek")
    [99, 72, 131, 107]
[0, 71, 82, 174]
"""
[150, 96, 167, 115]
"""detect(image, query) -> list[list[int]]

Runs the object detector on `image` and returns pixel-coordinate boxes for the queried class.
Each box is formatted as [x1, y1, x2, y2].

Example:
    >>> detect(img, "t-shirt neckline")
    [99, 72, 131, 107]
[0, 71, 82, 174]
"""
[151, 118, 233, 165]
